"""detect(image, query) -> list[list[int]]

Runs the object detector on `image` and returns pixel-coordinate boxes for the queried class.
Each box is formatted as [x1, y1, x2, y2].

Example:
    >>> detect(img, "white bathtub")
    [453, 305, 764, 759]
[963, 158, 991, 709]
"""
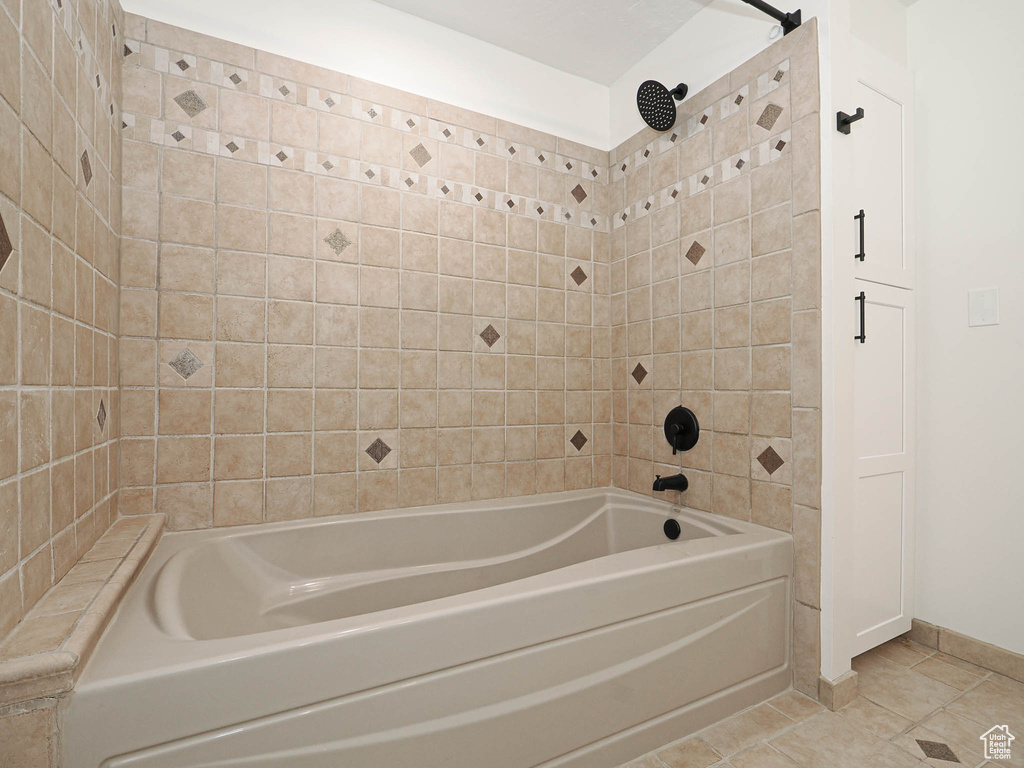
[64, 488, 793, 768]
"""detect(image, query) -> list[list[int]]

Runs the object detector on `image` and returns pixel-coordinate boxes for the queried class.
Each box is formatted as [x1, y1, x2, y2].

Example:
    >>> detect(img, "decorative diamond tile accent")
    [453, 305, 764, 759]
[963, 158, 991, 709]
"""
[406, 118, 416, 128]
[631, 363, 648, 385]
[507, 146, 516, 156]
[590, 218, 597, 226]
[173, 89, 208, 118]
[700, 114, 709, 125]
[476, 137, 485, 146]
[643, 149, 651, 158]
[536, 206, 544, 215]
[538, 154, 546, 163]
[409, 143, 432, 167]
[735, 94, 744, 105]
[176, 58, 189, 71]
[570, 266, 588, 286]
[564, 212, 572, 221]
[564, 161, 572, 171]
[280, 85, 291, 97]
[226, 141, 239, 153]
[758, 446, 785, 475]
[404, 177, 415, 188]
[670, 133, 678, 142]
[776, 140, 787, 152]
[506, 199, 515, 209]
[95, 74, 100, 88]
[620, 213, 628, 222]
[571, 184, 588, 204]
[441, 184, 450, 195]
[229, 73, 242, 85]
[324, 96, 335, 108]
[123, 44, 132, 57]
[168, 349, 204, 380]
[644, 201, 652, 211]
[367, 107, 377, 118]
[620, 163, 627, 172]
[0, 212, 12, 274]
[479, 324, 501, 348]
[365, 169, 375, 179]
[570, 431, 588, 452]
[670, 188, 679, 199]
[685, 241, 706, 266]
[171, 131, 185, 143]
[96, 400, 106, 431]
[80, 150, 92, 186]
[757, 103, 784, 131]
[365, 438, 391, 464]
[736, 158, 746, 170]
[591, 168, 599, 177]
[915, 740, 959, 763]
[442, 128, 452, 138]
[474, 192, 483, 202]
[324, 228, 352, 255]
[322, 160, 334, 171]
[701, 174, 710, 185]
[774, 69, 785, 82]
[276, 150, 288, 163]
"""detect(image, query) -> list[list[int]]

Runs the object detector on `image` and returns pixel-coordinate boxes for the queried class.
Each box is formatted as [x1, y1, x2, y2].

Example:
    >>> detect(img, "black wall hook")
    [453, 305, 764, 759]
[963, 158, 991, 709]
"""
[837, 107, 865, 135]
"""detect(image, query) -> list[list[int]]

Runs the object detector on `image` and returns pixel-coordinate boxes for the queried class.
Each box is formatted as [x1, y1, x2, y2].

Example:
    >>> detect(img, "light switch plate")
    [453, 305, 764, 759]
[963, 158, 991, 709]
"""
[968, 288, 999, 327]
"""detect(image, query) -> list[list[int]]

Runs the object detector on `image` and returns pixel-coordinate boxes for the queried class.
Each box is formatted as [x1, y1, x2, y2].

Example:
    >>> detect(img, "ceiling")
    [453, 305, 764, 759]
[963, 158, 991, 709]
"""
[371, 0, 717, 86]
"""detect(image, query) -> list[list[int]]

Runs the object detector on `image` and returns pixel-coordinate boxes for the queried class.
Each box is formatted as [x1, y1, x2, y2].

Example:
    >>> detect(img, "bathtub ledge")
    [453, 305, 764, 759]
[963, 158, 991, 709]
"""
[0, 514, 165, 707]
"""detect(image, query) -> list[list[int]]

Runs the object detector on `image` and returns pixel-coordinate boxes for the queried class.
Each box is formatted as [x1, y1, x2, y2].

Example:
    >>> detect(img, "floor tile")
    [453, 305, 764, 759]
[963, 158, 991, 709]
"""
[945, 680, 1024, 729]
[699, 703, 794, 757]
[932, 653, 988, 677]
[769, 690, 825, 722]
[912, 657, 986, 691]
[771, 711, 922, 768]
[729, 743, 801, 767]
[917, 710, 992, 764]
[837, 696, 914, 739]
[873, 637, 936, 667]
[853, 651, 961, 721]
[623, 756, 663, 768]
[894, 723, 982, 766]
[656, 737, 721, 768]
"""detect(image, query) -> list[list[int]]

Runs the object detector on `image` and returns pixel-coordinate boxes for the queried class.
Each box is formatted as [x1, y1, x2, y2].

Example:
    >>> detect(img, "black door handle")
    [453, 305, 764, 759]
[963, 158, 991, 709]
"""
[855, 292, 866, 343]
[855, 209, 865, 261]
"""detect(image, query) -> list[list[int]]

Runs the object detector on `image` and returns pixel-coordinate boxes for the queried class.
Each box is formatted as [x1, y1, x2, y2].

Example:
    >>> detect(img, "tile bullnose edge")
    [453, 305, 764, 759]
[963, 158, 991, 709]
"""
[66, 514, 166, 681]
[0, 651, 78, 707]
[818, 669, 858, 711]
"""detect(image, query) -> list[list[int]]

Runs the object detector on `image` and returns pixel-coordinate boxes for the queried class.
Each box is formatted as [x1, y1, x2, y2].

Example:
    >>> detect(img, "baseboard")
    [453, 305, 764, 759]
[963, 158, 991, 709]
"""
[907, 619, 1024, 683]
[817, 670, 858, 711]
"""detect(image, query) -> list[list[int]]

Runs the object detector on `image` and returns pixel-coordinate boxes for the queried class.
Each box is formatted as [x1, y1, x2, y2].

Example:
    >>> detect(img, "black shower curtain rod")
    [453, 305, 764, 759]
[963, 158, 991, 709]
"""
[739, 0, 802, 35]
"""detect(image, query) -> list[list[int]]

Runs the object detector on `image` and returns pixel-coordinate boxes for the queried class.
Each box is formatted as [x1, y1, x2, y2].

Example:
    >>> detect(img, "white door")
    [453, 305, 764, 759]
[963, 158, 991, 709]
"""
[829, 38, 917, 669]
[850, 281, 916, 655]
[848, 51, 915, 290]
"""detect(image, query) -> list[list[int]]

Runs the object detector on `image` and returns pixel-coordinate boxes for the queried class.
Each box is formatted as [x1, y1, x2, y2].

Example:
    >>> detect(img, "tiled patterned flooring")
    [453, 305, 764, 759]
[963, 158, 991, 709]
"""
[620, 637, 1024, 767]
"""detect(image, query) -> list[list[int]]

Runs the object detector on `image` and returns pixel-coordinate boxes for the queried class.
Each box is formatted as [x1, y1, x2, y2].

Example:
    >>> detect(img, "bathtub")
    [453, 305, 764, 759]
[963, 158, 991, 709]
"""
[63, 488, 793, 768]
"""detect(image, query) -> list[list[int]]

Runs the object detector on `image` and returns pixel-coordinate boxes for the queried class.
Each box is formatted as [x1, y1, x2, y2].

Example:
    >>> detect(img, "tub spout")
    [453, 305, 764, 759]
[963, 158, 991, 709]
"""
[652, 473, 688, 493]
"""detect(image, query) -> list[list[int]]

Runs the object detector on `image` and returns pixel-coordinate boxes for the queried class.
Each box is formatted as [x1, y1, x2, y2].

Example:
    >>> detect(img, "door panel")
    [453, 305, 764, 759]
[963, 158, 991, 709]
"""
[851, 281, 915, 656]
[854, 296, 906, 459]
[852, 470, 905, 635]
[851, 82, 907, 287]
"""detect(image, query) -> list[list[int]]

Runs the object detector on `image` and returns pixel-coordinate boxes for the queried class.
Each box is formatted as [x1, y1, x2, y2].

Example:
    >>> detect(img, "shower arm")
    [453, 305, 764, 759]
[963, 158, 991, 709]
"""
[739, 0, 802, 35]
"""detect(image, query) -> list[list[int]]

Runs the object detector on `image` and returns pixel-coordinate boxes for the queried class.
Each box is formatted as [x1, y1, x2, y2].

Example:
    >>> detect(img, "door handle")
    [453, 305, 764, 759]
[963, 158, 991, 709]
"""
[855, 209, 865, 261]
[855, 291, 866, 343]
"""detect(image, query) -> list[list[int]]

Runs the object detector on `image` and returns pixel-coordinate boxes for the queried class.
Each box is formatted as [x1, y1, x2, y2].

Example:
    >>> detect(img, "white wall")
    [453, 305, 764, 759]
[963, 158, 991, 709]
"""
[609, 0, 831, 148]
[121, 0, 611, 149]
[910, 0, 1024, 655]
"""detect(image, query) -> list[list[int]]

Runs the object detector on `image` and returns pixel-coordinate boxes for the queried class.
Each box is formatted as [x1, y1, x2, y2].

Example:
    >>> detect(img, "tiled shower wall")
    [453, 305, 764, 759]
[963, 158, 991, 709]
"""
[0, 0, 124, 637]
[606, 23, 822, 696]
[117, 15, 613, 530]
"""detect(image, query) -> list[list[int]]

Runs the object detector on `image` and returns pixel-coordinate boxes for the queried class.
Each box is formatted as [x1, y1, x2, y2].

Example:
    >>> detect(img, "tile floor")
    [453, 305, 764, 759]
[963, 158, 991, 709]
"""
[619, 637, 1024, 767]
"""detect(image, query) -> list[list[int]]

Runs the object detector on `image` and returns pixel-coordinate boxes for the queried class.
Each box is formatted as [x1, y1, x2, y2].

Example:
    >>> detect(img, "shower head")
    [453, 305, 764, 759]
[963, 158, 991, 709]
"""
[636, 80, 688, 132]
